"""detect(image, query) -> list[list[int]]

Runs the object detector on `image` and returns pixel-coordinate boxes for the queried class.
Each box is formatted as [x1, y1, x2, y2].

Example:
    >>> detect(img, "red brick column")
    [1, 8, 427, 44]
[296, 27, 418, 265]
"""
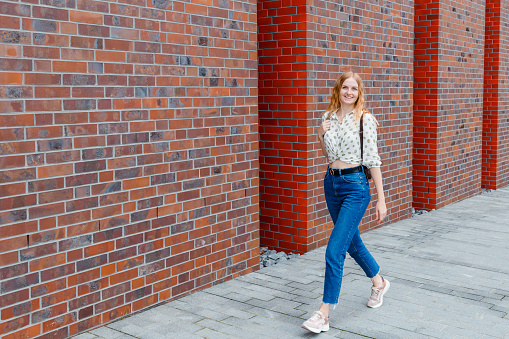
[0, 0, 258, 337]
[413, 0, 440, 208]
[258, 0, 312, 253]
[413, 0, 485, 210]
[258, 0, 414, 253]
[483, 0, 509, 189]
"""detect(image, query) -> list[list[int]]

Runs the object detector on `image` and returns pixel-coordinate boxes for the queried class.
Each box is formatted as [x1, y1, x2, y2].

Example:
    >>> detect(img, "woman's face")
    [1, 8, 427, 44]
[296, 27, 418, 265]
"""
[339, 77, 359, 107]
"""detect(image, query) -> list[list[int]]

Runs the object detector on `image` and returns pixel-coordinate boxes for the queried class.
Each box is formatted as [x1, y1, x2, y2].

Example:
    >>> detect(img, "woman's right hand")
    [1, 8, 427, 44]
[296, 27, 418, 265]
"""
[318, 120, 331, 137]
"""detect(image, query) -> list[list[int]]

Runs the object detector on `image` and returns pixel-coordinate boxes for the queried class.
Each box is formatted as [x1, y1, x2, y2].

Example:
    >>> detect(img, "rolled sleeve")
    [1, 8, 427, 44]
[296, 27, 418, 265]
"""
[362, 114, 382, 168]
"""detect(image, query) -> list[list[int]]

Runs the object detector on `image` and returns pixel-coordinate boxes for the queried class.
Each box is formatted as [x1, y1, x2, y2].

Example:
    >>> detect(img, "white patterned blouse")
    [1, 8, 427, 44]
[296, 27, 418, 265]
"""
[321, 110, 382, 169]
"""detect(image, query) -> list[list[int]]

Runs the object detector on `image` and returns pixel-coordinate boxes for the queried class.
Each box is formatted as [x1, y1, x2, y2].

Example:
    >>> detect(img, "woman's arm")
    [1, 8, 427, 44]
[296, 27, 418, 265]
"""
[368, 166, 387, 223]
[317, 133, 329, 161]
[361, 113, 386, 223]
[317, 120, 331, 161]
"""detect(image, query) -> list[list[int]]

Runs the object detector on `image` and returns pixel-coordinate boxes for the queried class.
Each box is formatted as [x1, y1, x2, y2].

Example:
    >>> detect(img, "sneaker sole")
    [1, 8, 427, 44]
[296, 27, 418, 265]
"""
[302, 323, 330, 334]
[367, 279, 390, 308]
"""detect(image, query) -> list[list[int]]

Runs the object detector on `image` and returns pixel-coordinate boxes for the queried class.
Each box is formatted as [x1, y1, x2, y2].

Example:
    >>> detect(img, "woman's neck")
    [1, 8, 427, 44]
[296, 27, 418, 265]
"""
[340, 105, 354, 116]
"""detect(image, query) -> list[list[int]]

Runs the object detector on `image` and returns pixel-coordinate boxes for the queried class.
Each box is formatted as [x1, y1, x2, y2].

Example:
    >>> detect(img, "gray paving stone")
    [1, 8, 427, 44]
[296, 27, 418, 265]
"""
[195, 318, 234, 333]
[193, 328, 235, 339]
[174, 312, 205, 323]
[136, 330, 174, 339]
[333, 331, 374, 339]
[414, 326, 455, 339]
[219, 307, 256, 320]
[72, 334, 99, 339]
[441, 324, 485, 339]
[220, 292, 252, 303]
[89, 326, 124, 338]
[115, 324, 145, 337]
[148, 321, 203, 335]
[107, 319, 135, 331]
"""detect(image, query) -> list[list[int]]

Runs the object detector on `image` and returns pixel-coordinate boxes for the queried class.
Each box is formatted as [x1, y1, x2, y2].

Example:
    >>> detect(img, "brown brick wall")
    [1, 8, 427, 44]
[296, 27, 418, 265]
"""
[0, 0, 259, 337]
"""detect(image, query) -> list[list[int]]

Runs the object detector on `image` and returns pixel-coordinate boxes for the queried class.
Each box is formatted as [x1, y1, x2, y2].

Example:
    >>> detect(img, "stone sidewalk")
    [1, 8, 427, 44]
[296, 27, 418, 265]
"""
[74, 187, 509, 339]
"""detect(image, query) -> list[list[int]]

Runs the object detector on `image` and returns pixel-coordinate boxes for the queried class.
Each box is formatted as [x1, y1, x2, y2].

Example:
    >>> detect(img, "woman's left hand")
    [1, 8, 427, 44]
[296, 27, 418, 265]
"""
[375, 200, 387, 224]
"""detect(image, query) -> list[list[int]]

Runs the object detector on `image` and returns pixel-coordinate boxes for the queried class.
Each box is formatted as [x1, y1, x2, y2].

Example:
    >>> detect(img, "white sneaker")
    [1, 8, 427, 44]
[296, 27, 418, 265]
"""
[367, 277, 390, 308]
[302, 311, 329, 333]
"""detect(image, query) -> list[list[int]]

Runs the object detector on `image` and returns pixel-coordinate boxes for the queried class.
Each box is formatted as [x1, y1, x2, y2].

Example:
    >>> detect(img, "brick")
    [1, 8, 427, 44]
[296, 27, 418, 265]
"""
[25, 99, 62, 112]
[42, 313, 75, 333]
[1, 272, 39, 293]
[101, 305, 131, 323]
[23, 18, 59, 32]
[109, 268, 137, 285]
[20, 242, 57, 262]
[70, 10, 103, 24]
[66, 173, 98, 187]
[25, 73, 61, 85]
[26, 126, 63, 139]
[0, 252, 18, 267]
[23, 46, 60, 59]
[37, 140, 72, 153]
[41, 263, 75, 282]
[33, 33, 69, 47]
[40, 288, 75, 310]
[33, 88, 68, 101]
[0, 263, 27, 281]
[3, 324, 41, 339]
[1, 299, 40, 320]
[72, 290, 101, 308]
[76, 254, 108, 272]
[27, 179, 62, 194]
[0, 128, 24, 142]
[29, 253, 66, 272]
[0, 100, 23, 113]
[0, 45, 21, 58]
[0, 155, 22, 172]
[0, 15, 20, 29]
[0, 221, 37, 239]
[0, 289, 29, 308]
[29, 228, 66, 246]
[0, 29, 31, 44]
[46, 150, 81, 164]
[29, 202, 65, 219]
[0, 208, 27, 226]
[69, 314, 101, 335]
[0, 72, 22, 84]
[32, 302, 67, 323]
[53, 60, 87, 73]
[31, 277, 67, 298]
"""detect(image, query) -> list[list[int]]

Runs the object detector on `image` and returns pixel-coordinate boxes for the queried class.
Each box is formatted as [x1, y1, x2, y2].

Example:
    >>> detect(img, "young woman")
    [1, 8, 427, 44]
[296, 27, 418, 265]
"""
[302, 72, 389, 334]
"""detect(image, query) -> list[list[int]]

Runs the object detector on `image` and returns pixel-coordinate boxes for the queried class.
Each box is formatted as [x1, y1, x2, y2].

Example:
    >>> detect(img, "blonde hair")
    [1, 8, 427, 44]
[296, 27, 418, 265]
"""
[324, 72, 375, 125]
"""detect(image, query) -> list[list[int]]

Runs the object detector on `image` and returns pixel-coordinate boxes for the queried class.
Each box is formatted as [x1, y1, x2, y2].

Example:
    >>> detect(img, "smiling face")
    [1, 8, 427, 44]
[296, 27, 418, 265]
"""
[339, 77, 359, 108]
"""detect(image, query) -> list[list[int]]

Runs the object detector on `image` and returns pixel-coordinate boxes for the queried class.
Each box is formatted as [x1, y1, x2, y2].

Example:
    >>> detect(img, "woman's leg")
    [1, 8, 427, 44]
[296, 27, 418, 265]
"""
[303, 172, 369, 333]
[322, 190, 371, 307]
[321, 172, 371, 309]
[347, 229, 380, 280]
[347, 229, 390, 306]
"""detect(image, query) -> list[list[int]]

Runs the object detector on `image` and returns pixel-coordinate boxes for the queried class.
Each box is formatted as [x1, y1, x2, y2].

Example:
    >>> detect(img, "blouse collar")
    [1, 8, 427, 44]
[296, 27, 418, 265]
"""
[330, 109, 354, 120]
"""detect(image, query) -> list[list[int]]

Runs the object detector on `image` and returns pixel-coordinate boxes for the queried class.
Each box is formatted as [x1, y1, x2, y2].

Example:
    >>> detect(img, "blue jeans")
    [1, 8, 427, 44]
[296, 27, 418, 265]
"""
[322, 166, 380, 305]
